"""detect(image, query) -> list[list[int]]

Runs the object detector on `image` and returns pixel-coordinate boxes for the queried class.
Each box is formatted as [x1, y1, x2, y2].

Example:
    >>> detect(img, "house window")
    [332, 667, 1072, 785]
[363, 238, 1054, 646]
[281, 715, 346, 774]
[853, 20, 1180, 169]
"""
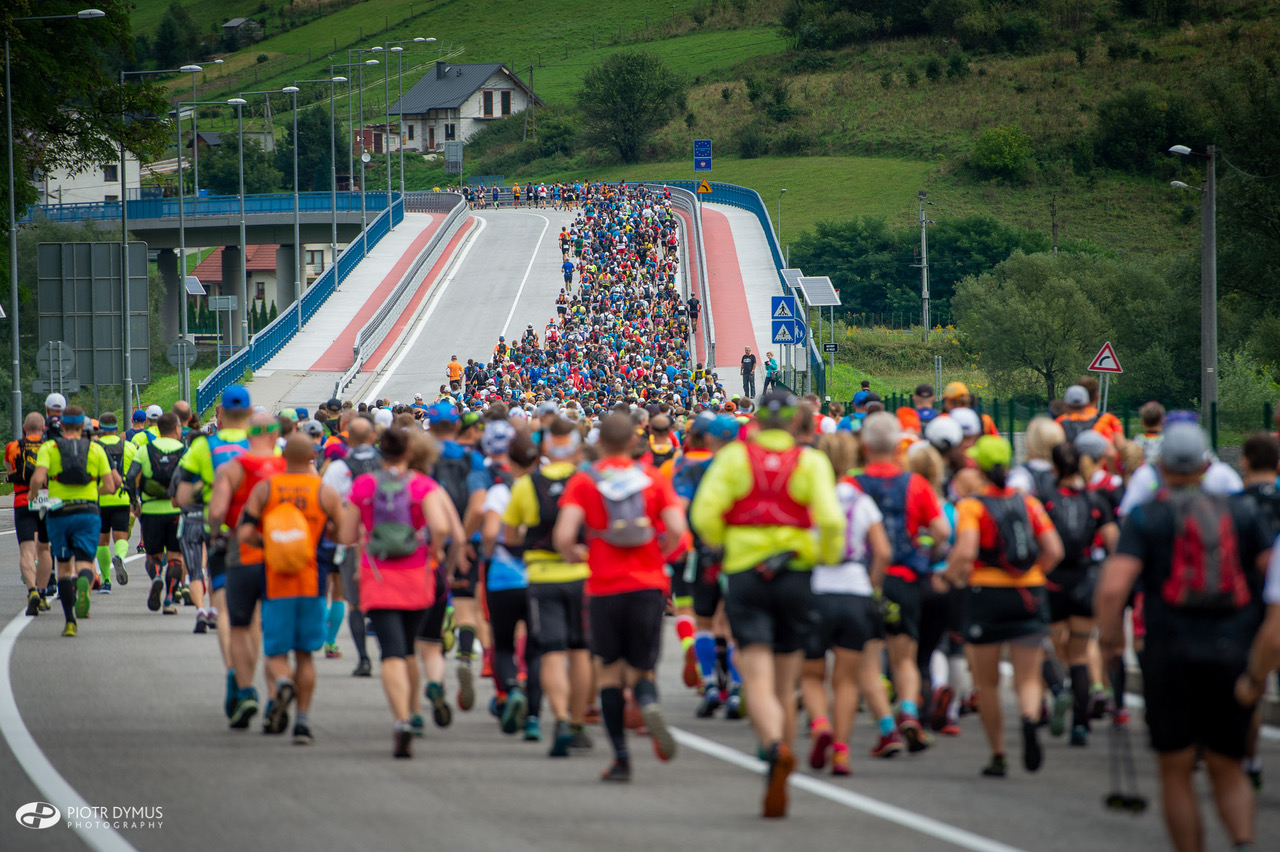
[501, 91, 512, 116]
[407, 125, 415, 141]
[104, 194, 118, 202]
[255, 282, 265, 301]
[482, 91, 493, 117]
[306, 250, 324, 271]
[103, 165, 119, 182]
[445, 124, 455, 140]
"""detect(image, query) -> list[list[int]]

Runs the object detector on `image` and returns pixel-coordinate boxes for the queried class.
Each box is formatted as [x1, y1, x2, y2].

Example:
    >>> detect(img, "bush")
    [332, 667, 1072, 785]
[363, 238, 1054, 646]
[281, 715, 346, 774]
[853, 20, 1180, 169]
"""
[924, 57, 943, 81]
[1094, 83, 1212, 172]
[1105, 35, 1140, 61]
[905, 67, 920, 87]
[880, 71, 893, 89]
[685, 112, 697, 129]
[737, 123, 767, 159]
[996, 11, 1049, 55]
[721, 86, 732, 102]
[946, 50, 971, 79]
[256, 53, 269, 63]
[971, 124, 1034, 180]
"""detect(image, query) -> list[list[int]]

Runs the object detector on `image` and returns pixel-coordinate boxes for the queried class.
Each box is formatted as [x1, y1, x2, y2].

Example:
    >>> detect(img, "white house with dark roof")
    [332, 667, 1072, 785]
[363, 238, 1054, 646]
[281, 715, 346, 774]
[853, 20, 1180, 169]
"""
[389, 61, 541, 152]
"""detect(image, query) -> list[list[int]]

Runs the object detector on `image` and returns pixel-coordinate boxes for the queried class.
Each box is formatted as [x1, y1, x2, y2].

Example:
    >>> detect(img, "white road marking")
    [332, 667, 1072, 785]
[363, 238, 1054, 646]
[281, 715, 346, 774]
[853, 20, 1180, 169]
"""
[671, 726, 1031, 852]
[365, 215, 488, 404]
[1, 555, 146, 852]
[497, 212, 550, 340]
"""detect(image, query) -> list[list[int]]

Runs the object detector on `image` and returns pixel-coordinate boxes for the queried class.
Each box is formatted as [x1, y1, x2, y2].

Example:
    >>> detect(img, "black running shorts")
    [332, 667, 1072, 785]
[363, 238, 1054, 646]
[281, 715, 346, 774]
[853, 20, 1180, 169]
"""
[529, 580, 588, 653]
[804, 593, 877, 659]
[589, 588, 666, 670]
[723, 569, 817, 655]
[14, 505, 47, 544]
[369, 608, 429, 660]
[962, 585, 1049, 646]
[882, 574, 922, 641]
[99, 505, 130, 535]
[1142, 650, 1252, 759]
[140, 513, 181, 556]
[226, 561, 265, 628]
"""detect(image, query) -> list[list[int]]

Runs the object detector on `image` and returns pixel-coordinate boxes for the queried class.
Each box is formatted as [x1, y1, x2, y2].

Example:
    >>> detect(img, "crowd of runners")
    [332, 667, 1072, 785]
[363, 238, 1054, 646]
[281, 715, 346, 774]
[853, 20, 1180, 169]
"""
[6, 181, 1280, 851]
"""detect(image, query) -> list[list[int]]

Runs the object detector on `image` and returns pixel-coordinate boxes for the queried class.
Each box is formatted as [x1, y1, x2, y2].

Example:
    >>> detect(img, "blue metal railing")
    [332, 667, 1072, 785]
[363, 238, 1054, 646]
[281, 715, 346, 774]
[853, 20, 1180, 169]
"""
[21, 191, 397, 224]
[195, 196, 404, 412]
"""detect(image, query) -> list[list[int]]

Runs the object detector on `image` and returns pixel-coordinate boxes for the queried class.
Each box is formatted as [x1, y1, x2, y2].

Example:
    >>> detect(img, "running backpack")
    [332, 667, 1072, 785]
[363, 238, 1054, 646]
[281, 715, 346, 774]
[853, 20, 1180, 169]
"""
[367, 470, 420, 561]
[143, 442, 184, 498]
[1160, 489, 1250, 613]
[53, 437, 93, 486]
[976, 494, 1040, 577]
[587, 465, 656, 548]
[432, 448, 475, 521]
[100, 439, 127, 476]
[1060, 414, 1101, 443]
[855, 472, 928, 575]
[262, 501, 313, 576]
[7, 437, 41, 485]
[1042, 488, 1100, 570]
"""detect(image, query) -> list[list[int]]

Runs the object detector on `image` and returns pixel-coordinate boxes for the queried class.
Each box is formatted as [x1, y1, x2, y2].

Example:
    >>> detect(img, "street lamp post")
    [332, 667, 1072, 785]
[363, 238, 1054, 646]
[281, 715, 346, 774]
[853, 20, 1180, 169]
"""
[228, 97, 249, 350]
[181, 65, 203, 203]
[5, 8, 104, 437]
[359, 57, 380, 253]
[386, 38, 434, 197]
[292, 77, 347, 306]
[328, 70, 351, 265]
[283, 86, 303, 331]
[777, 187, 786, 248]
[1169, 143, 1218, 410]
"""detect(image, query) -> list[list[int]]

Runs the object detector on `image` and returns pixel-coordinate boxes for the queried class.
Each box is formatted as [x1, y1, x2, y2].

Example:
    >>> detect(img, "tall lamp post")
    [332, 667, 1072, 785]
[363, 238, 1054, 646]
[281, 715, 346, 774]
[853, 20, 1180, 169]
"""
[386, 37, 434, 197]
[181, 64, 204, 204]
[228, 97, 249, 350]
[282, 85, 303, 330]
[1169, 143, 1218, 411]
[358, 57, 380, 252]
[291, 78, 347, 308]
[5, 7, 104, 437]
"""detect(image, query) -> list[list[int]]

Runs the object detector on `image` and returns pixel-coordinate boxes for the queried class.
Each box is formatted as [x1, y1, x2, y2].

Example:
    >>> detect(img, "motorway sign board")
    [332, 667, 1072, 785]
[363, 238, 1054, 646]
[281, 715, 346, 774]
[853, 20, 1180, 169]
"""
[694, 139, 712, 172]
[1088, 341, 1123, 373]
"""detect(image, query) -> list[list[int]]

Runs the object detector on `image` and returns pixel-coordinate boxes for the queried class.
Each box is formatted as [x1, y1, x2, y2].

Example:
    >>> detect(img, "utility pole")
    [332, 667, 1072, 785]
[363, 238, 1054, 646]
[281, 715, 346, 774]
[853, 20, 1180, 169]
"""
[1050, 193, 1059, 254]
[915, 190, 934, 341]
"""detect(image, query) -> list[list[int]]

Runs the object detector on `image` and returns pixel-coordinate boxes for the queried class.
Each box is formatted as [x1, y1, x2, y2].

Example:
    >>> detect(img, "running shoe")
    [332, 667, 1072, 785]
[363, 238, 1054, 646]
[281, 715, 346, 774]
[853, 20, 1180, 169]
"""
[938, 722, 961, 736]
[74, 574, 90, 619]
[225, 670, 238, 718]
[229, 691, 259, 730]
[549, 719, 574, 757]
[162, 600, 178, 615]
[524, 717, 542, 742]
[393, 720, 413, 758]
[1022, 717, 1043, 772]
[136, 543, 145, 553]
[696, 685, 722, 718]
[899, 715, 930, 753]
[642, 705, 676, 762]
[205, 611, 217, 629]
[1112, 707, 1131, 729]
[570, 724, 594, 752]
[930, 686, 954, 732]
[98, 581, 112, 595]
[112, 555, 127, 586]
[26, 589, 40, 617]
[501, 688, 528, 735]
[352, 657, 372, 677]
[147, 577, 164, 612]
[1049, 691, 1072, 737]
[426, 682, 452, 728]
[762, 741, 795, 819]
[45, 582, 58, 599]
[870, 731, 904, 758]
[292, 723, 315, 746]
[584, 705, 601, 725]
[1088, 688, 1112, 720]
[38, 594, 50, 612]
[193, 613, 208, 634]
[91, 574, 101, 591]
[601, 758, 632, 782]
[410, 713, 426, 737]
[489, 695, 504, 720]
[456, 662, 475, 711]
[981, 754, 1008, 777]
[481, 649, 494, 679]
[961, 690, 979, 715]
[809, 720, 833, 770]
[831, 746, 852, 777]
[324, 643, 341, 659]
[61, 622, 77, 638]
[264, 681, 295, 735]
[682, 644, 700, 688]
[1069, 725, 1088, 747]
[624, 694, 644, 731]
[179, 585, 194, 606]
[725, 691, 744, 720]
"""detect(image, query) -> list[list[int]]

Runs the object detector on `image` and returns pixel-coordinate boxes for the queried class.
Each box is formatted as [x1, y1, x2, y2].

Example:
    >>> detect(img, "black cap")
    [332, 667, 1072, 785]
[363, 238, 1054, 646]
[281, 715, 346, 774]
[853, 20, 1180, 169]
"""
[325, 397, 342, 412]
[759, 390, 798, 415]
[914, 383, 934, 398]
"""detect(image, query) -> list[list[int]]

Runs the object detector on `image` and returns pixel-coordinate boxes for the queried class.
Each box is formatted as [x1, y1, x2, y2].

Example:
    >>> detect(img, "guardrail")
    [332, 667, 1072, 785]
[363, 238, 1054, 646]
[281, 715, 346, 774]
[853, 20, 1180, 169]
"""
[21, 191, 397, 224]
[195, 195, 405, 412]
[335, 192, 469, 395]
[649, 184, 715, 370]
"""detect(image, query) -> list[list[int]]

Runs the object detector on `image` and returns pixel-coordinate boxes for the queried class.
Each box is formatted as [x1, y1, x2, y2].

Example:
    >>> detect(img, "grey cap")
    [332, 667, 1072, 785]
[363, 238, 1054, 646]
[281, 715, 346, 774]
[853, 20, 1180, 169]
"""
[536, 401, 558, 416]
[1159, 423, 1209, 474]
[1063, 385, 1090, 407]
[300, 419, 325, 438]
[1073, 429, 1110, 459]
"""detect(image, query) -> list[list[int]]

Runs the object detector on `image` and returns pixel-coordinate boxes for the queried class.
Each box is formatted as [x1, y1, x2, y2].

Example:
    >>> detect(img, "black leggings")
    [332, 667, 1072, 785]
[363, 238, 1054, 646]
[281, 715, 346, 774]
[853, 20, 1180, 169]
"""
[916, 583, 956, 719]
[367, 609, 428, 660]
[487, 587, 542, 718]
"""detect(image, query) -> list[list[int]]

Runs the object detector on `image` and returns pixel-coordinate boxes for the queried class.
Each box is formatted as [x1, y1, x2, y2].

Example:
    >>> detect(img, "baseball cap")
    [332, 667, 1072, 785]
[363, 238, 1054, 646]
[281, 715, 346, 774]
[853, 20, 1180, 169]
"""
[373, 408, 394, 428]
[853, 391, 870, 406]
[914, 383, 935, 399]
[706, 415, 740, 442]
[426, 401, 459, 424]
[132, 409, 147, 423]
[278, 408, 298, 423]
[480, 419, 516, 456]
[325, 397, 342, 413]
[1159, 423, 1210, 474]
[1063, 385, 1090, 408]
[146, 404, 163, 420]
[966, 435, 1012, 471]
[924, 415, 963, 451]
[44, 393, 66, 412]
[943, 382, 970, 400]
[536, 401, 558, 416]
[460, 411, 484, 430]
[687, 411, 716, 437]
[1074, 429, 1111, 460]
[759, 390, 798, 416]
[222, 385, 251, 411]
[300, 419, 325, 438]
[948, 407, 982, 438]
[296, 407, 310, 420]
[414, 393, 423, 401]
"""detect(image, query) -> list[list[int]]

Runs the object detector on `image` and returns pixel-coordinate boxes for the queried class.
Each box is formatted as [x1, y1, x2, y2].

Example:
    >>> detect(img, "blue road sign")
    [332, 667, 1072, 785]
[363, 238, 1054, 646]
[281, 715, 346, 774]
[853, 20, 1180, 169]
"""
[793, 320, 807, 345]
[771, 321, 795, 344]
[694, 139, 712, 172]
[770, 295, 795, 320]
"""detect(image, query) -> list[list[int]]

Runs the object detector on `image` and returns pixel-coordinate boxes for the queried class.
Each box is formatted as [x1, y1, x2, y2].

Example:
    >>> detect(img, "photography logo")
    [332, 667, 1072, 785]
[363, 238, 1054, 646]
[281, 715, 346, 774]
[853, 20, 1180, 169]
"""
[15, 802, 60, 830]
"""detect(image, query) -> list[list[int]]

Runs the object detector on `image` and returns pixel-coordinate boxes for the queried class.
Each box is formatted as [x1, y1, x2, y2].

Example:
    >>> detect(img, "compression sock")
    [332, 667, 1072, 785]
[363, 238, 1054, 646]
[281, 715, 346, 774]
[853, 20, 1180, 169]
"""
[674, 614, 695, 651]
[1070, 665, 1090, 729]
[715, 637, 729, 686]
[601, 686, 629, 760]
[1042, 657, 1066, 697]
[114, 538, 128, 560]
[633, 678, 658, 708]
[96, 546, 111, 582]
[694, 632, 718, 683]
[458, 625, 476, 662]
[878, 715, 895, 737]
[901, 700, 919, 720]
[58, 578, 76, 622]
[347, 607, 368, 660]
[725, 643, 742, 686]
[145, 556, 160, 581]
[494, 651, 517, 694]
[526, 649, 543, 719]
[515, 634, 528, 680]
[1112, 662, 1127, 709]
[295, 710, 309, 728]
[325, 601, 346, 646]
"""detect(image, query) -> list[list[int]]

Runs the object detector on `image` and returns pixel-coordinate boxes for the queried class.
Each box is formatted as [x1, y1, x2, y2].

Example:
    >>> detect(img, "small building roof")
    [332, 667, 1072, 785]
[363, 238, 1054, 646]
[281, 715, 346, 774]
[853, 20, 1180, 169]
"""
[389, 62, 541, 115]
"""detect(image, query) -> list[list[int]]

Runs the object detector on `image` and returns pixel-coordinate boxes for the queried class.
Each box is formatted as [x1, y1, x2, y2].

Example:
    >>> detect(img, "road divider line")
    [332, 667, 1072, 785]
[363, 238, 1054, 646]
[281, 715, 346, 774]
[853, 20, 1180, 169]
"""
[0, 555, 147, 852]
[498, 212, 550, 340]
[671, 726, 1030, 852]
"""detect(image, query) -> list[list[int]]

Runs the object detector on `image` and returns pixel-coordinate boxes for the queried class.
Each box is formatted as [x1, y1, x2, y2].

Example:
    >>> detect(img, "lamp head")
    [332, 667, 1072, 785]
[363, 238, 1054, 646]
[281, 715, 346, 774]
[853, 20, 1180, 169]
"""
[1170, 180, 1192, 190]
[227, 98, 247, 106]
[282, 86, 300, 93]
[77, 9, 106, 19]
[332, 76, 348, 83]
[370, 46, 383, 51]
[180, 64, 202, 73]
[1168, 144, 1193, 156]
[391, 46, 403, 52]
[215, 59, 224, 65]
[366, 59, 380, 65]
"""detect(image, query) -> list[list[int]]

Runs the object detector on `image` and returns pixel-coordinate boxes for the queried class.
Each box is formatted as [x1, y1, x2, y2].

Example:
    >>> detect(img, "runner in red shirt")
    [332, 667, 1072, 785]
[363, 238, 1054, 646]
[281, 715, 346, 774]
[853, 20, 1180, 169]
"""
[555, 414, 688, 782]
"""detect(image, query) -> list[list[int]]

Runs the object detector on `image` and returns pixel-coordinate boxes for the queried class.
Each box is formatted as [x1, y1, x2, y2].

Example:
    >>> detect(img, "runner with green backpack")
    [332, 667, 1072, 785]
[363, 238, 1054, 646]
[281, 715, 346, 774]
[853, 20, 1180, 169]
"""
[94, 412, 135, 594]
[126, 413, 187, 616]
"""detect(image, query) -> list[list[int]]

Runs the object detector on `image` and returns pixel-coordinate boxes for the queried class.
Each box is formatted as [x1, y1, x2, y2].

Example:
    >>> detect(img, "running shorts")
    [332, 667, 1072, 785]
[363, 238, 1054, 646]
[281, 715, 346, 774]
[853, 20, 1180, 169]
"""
[226, 561, 265, 628]
[529, 580, 588, 653]
[804, 593, 877, 659]
[46, 509, 100, 563]
[589, 589, 665, 670]
[451, 552, 480, 599]
[416, 572, 450, 642]
[882, 574, 922, 641]
[962, 585, 1049, 646]
[722, 569, 817, 655]
[140, 513, 181, 556]
[368, 608, 429, 660]
[262, 596, 326, 657]
[1142, 650, 1251, 758]
[1046, 566, 1097, 622]
[14, 505, 47, 544]
[98, 505, 130, 535]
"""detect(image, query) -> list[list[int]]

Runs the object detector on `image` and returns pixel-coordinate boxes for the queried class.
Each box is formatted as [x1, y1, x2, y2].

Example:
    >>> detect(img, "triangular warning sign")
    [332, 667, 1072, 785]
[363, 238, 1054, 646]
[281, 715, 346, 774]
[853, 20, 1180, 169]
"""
[1087, 341, 1123, 373]
[774, 324, 793, 343]
[773, 301, 792, 319]
[697, 179, 712, 194]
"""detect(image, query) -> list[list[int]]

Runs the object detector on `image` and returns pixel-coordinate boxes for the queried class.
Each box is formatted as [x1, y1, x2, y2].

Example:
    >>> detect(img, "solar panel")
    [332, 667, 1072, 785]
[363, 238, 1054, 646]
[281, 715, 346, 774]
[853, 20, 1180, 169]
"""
[184, 276, 206, 296]
[797, 276, 840, 307]
[780, 268, 803, 289]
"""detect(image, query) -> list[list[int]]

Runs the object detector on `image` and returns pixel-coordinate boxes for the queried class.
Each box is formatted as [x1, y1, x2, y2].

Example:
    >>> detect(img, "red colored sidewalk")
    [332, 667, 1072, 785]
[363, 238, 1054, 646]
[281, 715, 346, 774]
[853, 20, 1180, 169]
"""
[700, 207, 761, 367]
[309, 215, 442, 371]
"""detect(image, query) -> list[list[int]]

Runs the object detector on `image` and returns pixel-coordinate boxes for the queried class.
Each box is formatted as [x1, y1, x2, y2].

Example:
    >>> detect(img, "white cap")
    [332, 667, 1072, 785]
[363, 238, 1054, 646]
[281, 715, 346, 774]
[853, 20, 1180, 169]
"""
[925, 415, 964, 451]
[44, 393, 66, 412]
[146, 404, 163, 420]
[1064, 385, 1090, 408]
[948, 407, 982, 438]
[373, 408, 394, 428]
[414, 393, 423, 400]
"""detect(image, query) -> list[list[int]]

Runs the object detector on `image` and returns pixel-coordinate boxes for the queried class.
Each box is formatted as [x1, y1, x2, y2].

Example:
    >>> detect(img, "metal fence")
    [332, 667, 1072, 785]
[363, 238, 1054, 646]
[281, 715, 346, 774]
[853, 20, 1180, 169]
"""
[195, 194, 405, 412]
[21, 191, 397, 224]
[650, 184, 714, 370]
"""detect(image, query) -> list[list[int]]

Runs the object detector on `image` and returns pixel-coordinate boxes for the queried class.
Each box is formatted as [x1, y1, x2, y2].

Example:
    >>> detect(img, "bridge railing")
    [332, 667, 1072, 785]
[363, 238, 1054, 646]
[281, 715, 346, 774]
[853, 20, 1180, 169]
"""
[648, 184, 714, 370]
[195, 195, 405, 412]
[336, 192, 469, 396]
[21, 191, 397, 224]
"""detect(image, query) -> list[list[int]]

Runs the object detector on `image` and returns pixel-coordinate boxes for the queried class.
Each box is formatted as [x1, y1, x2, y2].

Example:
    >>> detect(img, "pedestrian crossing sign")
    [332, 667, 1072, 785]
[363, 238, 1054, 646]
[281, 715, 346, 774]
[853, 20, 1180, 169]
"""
[697, 179, 713, 194]
[772, 321, 795, 343]
[771, 295, 794, 320]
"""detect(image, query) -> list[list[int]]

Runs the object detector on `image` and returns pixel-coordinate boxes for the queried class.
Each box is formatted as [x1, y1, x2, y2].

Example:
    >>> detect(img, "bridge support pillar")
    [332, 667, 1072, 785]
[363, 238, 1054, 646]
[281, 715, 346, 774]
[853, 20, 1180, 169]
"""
[222, 245, 247, 347]
[156, 248, 181, 344]
[276, 245, 298, 312]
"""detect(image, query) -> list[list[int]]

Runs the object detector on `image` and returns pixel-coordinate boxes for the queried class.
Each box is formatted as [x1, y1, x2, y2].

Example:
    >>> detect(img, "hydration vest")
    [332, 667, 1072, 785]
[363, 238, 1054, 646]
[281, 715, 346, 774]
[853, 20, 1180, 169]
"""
[723, 441, 811, 529]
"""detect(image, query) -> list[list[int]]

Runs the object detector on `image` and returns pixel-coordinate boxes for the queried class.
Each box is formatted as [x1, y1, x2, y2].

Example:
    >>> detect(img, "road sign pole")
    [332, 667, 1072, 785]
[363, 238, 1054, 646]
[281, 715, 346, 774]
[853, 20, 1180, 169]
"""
[1102, 373, 1110, 414]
